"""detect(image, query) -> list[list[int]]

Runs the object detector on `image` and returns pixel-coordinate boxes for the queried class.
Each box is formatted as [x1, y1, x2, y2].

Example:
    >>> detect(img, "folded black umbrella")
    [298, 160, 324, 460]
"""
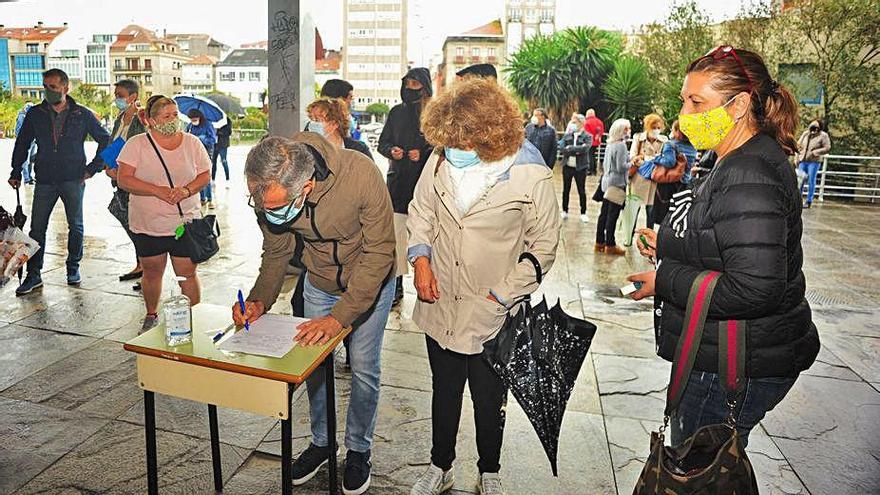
[13, 188, 27, 282]
[482, 255, 597, 476]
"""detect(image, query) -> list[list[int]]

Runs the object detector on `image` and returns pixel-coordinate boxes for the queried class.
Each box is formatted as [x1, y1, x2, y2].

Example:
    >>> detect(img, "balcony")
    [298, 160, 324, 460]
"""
[469, 56, 482, 63]
[454, 56, 465, 63]
[487, 56, 498, 63]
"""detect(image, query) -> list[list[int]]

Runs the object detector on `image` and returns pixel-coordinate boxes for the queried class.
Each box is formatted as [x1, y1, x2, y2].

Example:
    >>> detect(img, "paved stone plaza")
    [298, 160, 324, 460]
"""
[0, 141, 878, 494]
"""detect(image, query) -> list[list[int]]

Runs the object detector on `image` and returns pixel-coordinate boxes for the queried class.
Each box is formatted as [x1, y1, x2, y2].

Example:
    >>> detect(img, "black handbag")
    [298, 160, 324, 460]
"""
[145, 134, 220, 264]
[633, 271, 758, 495]
[108, 188, 129, 228]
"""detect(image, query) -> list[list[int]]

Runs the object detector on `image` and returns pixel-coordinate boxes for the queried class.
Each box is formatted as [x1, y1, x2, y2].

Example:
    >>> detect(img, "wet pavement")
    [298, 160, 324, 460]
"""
[0, 139, 878, 494]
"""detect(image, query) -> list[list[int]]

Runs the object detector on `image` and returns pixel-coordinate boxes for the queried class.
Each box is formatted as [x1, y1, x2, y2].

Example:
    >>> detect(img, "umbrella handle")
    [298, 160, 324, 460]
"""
[15, 186, 21, 206]
[518, 252, 542, 284]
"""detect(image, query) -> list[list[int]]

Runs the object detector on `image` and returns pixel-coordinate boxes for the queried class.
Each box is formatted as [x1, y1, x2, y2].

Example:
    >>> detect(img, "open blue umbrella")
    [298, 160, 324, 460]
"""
[172, 94, 226, 123]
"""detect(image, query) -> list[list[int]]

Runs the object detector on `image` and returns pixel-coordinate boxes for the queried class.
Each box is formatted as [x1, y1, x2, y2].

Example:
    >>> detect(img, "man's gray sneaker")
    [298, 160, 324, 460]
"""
[478, 472, 504, 495]
[411, 464, 454, 495]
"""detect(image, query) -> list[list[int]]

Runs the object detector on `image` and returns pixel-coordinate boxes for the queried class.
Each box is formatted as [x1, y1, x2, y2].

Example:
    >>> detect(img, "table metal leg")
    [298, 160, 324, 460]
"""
[144, 390, 159, 495]
[282, 384, 293, 495]
[208, 404, 222, 492]
[325, 355, 338, 494]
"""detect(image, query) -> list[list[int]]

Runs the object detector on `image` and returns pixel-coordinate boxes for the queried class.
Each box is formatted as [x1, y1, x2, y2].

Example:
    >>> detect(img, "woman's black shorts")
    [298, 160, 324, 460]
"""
[131, 232, 191, 258]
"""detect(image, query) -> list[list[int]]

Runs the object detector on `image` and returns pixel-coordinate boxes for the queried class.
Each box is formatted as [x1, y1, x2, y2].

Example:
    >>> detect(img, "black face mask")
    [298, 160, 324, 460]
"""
[401, 88, 422, 104]
[809, 126, 819, 133]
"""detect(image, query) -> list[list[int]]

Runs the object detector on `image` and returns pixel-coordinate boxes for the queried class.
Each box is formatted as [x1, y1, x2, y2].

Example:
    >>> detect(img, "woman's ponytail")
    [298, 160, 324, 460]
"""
[759, 82, 799, 155]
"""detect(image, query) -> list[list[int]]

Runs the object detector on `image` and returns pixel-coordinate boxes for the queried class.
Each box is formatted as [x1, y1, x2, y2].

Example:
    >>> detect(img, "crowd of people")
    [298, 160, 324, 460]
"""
[6, 46, 828, 494]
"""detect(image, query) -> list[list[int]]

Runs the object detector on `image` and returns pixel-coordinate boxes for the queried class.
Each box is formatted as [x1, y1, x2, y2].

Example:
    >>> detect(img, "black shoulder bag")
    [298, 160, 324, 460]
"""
[146, 133, 220, 264]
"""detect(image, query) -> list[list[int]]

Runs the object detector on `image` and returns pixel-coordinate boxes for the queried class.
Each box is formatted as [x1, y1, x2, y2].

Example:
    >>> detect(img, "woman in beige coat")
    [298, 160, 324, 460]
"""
[407, 78, 561, 495]
[629, 113, 667, 228]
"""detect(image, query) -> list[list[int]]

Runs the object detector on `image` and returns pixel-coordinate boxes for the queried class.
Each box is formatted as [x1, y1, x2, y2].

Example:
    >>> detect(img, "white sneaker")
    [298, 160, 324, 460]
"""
[411, 464, 454, 495]
[580, 213, 589, 223]
[208, 201, 215, 210]
[478, 473, 504, 495]
[561, 211, 569, 219]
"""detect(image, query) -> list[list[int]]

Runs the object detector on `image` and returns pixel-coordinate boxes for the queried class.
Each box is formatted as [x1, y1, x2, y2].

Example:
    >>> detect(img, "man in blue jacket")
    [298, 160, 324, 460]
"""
[7, 69, 110, 295]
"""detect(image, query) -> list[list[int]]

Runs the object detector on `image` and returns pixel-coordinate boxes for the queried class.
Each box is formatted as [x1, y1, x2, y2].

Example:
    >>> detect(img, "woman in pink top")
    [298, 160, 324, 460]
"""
[117, 96, 211, 331]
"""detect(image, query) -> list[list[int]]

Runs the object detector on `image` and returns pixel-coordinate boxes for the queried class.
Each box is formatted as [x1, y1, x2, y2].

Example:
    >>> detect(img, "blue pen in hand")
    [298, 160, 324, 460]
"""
[238, 289, 250, 332]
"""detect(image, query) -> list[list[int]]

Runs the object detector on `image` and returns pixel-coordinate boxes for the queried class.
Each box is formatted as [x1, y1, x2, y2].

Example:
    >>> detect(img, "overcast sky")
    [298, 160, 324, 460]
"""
[0, 0, 744, 65]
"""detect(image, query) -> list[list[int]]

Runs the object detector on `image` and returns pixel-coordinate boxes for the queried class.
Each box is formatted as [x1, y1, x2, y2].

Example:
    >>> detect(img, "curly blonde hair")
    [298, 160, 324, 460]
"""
[643, 113, 665, 132]
[420, 78, 524, 162]
[307, 97, 350, 137]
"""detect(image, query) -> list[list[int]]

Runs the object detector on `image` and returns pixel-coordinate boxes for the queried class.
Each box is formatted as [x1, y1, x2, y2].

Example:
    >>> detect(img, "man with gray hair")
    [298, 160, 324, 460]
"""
[234, 132, 396, 495]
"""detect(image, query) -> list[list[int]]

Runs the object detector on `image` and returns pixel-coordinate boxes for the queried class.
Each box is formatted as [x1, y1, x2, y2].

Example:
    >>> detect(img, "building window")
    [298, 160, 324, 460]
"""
[488, 47, 496, 57]
[144, 59, 152, 70]
[115, 59, 122, 70]
[219, 71, 235, 81]
[145, 74, 152, 85]
[471, 47, 480, 57]
[26, 43, 39, 53]
[239, 72, 246, 80]
[249, 72, 261, 82]
[456, 47, 464, 57]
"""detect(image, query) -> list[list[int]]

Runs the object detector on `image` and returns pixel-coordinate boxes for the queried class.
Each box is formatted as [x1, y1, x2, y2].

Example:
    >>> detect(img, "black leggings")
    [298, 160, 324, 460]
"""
[595, 199, 623, 246]
[426, 335, 507, 474]
[562, 166, 587, 214]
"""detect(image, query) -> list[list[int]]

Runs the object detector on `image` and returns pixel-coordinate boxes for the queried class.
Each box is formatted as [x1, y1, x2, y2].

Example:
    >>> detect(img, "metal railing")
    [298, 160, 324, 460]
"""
[817, 154, 880, 203]
[231, 128, 268, 143]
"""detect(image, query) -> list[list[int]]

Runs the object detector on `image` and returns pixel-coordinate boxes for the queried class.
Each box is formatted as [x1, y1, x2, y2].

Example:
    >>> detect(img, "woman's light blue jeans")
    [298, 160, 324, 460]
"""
[302, 272, 395, 453]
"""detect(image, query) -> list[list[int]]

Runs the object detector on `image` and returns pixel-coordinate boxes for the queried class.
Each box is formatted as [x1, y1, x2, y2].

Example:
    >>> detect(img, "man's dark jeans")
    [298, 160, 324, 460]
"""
[28, 180, 85, 276]
[670, 371, 797, 448]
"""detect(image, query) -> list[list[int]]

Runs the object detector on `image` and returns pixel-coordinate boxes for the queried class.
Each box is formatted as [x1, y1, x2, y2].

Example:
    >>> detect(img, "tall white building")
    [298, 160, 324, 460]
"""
[504, 0, 556, 56]
[343, 0, 408, 111]
[83, 34, 116, 93]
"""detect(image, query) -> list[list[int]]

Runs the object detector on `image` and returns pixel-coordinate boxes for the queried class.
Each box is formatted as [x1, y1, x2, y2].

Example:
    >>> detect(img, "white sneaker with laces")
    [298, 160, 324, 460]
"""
[411, 464, 454, 495]
[478, 472, 504, 495]
[580, 213, 589, 223]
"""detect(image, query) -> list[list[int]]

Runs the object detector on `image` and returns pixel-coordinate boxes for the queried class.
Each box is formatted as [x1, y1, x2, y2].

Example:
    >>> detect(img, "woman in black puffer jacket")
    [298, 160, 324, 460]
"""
[627, 47, 819, 447]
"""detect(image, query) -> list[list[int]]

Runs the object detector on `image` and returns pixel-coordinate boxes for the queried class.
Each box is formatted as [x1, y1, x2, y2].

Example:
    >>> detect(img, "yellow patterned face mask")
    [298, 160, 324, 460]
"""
[678, 98, 736, 150]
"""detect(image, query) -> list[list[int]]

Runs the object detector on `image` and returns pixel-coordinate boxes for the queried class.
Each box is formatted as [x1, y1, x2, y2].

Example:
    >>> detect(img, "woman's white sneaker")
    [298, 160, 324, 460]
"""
[478, 472, 504, 495]
[410, 464, 454, 495]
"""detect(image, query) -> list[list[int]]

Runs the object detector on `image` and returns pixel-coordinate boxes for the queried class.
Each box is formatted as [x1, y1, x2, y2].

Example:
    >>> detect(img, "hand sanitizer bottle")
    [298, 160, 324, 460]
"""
[164, 276, 192, 346]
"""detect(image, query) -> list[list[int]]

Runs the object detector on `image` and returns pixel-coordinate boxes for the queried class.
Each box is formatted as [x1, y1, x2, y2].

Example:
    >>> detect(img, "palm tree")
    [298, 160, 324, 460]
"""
[603, 56, 654, 123]
[506, 27, 623, 123]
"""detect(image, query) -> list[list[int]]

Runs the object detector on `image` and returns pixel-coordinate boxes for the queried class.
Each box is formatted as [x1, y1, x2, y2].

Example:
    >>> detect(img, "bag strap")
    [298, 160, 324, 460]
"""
[664, 270, 744, 417]
[146, 133, 184, 217]
[518, 252, 542, 284]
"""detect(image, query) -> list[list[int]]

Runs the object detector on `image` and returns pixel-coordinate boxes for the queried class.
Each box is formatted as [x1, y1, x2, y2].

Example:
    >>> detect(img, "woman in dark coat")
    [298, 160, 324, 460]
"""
[377, 67, 433, 304]
[628, 47, 819, 447]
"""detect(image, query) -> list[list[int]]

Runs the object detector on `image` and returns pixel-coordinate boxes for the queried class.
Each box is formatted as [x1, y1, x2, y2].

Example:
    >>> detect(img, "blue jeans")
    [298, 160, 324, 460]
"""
[799, 161, 821, 204]
[21, 142, 36, 182]
[28, 180, 85, 276]
[212, 146, 229, 181]
[670, 371, 797, 448]
[302, 272, 395, 453]
[199, 182, 213, 202]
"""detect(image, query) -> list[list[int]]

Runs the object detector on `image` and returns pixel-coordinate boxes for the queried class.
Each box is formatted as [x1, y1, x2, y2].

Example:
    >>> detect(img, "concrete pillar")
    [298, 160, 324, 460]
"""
[267, 0, 315, 137]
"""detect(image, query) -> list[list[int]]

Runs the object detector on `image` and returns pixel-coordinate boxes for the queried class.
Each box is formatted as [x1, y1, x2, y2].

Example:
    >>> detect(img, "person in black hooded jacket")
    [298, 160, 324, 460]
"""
[627, 47, 819, 448]
[378, 67, 433, 305]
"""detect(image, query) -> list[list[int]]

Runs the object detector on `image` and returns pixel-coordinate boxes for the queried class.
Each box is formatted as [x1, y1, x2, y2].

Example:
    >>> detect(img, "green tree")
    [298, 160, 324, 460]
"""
[772, 0, 880, 154]
[70, 83, 112, 121]
[634, 0, 715, 120]
[506, 27, 622, 122]
[603, 56, 654, 123]
[365, 102, 390, 120]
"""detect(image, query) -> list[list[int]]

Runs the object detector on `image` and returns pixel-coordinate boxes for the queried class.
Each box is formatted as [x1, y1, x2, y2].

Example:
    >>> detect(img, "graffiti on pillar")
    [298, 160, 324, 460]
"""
[270, 91, 296, 111]
[270, 10, 299, 86]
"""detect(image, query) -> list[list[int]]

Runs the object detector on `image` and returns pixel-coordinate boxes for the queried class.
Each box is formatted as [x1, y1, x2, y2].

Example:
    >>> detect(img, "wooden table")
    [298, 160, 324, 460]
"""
[124, 304, 350, 495]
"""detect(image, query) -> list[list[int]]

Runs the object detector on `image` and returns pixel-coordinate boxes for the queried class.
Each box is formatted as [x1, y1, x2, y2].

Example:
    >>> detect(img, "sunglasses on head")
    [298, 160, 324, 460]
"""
[701, 45, 754, 90]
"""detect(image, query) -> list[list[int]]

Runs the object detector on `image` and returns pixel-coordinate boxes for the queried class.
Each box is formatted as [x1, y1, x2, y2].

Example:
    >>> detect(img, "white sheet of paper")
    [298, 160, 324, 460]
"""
[218, 314, 305, 358]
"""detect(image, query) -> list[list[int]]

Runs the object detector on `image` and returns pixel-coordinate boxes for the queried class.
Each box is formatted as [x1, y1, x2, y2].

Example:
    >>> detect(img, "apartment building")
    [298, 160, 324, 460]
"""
[504, 0, 556, 56]
[215, 49, 267, 108]
[436, 20, 505, 93]
[0, 22, 68, 98]
[110, 25, 190, 98]
[343, 0, 408, 111]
